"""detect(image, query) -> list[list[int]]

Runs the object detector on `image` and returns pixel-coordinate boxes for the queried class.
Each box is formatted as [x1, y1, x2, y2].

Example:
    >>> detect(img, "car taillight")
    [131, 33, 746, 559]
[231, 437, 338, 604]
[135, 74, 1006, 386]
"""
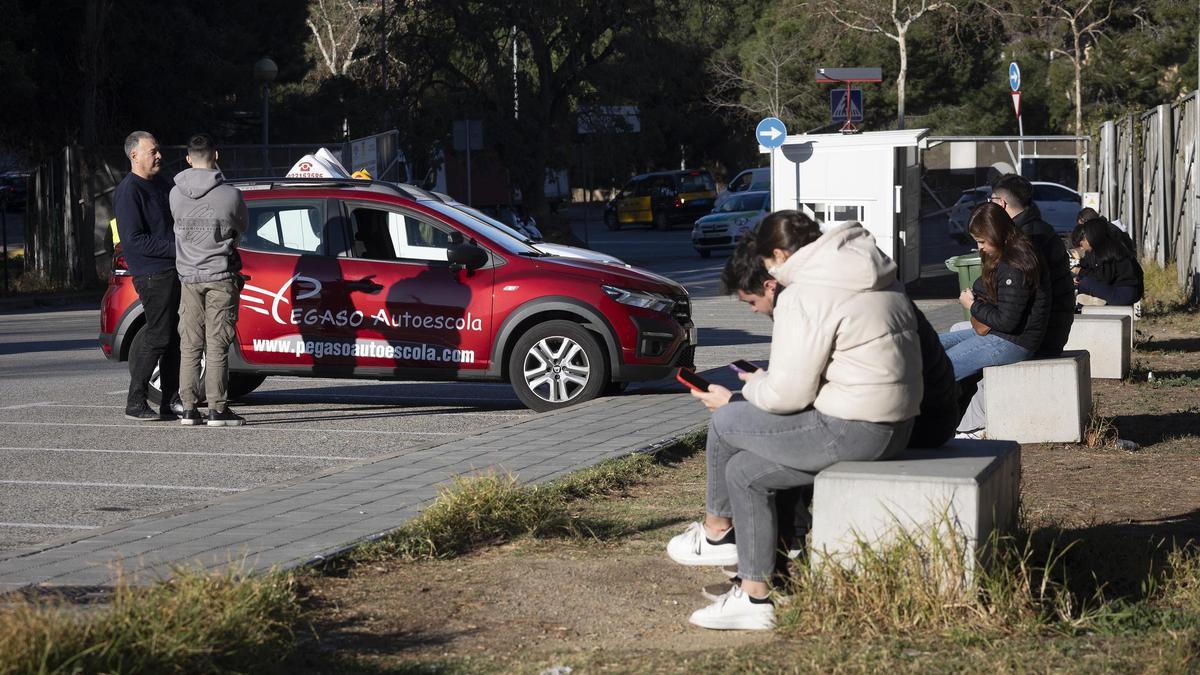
[111, 244, 130, 276]
[674, 197, 683, 209]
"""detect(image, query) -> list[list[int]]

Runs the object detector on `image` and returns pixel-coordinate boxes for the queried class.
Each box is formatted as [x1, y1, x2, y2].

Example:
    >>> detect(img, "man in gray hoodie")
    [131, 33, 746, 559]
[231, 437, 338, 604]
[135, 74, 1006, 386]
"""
[170, 134, 248, 427]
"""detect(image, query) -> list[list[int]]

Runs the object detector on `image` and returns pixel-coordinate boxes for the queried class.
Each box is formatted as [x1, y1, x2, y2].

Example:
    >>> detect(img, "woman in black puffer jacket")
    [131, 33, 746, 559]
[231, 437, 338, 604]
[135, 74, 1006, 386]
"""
[939, 203, 1050, 381]
[1076, 219, 1143, 306]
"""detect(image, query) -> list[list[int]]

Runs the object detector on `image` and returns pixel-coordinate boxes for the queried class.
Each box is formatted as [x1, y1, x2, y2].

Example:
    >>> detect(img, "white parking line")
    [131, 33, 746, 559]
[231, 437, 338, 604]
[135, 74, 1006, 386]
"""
[0, 421, 454, 435]
[0, 446, 359, 461]
[0, 480, 243, 493]
[0, 401, 57, 410]
[0, 522, 101, 530]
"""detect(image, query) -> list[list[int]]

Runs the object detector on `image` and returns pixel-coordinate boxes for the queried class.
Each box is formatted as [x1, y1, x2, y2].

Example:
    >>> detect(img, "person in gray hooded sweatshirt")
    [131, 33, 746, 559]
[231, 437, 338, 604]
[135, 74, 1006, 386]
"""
[170, 134, 248, 427]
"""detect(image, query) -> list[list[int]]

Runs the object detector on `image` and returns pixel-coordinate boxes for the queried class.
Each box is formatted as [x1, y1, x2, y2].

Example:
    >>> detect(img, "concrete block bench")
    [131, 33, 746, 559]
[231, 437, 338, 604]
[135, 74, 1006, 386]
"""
[985, 351, 1091, 443]
[1063, 314, 1131, 379]
[1080, 305, 1136, 351]
[810, 439, 1020, 579]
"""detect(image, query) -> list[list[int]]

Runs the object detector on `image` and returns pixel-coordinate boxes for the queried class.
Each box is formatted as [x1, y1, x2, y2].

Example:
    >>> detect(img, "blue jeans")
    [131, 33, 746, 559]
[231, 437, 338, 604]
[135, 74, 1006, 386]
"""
[939, 329, 1032, 382]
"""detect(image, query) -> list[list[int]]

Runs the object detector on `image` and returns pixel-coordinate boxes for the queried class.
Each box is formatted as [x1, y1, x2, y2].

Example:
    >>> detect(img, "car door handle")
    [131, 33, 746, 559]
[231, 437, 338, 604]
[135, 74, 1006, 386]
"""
[346, 279, 383, 294]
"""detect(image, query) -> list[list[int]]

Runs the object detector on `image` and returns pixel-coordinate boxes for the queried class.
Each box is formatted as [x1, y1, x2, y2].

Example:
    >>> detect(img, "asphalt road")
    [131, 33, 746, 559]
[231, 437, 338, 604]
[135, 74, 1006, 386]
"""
[0, 205, 962, 552]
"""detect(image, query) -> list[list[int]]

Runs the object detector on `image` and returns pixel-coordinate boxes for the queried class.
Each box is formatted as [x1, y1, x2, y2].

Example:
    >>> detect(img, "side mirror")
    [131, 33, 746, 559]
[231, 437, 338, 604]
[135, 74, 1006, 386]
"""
[447, 243, 489, 271]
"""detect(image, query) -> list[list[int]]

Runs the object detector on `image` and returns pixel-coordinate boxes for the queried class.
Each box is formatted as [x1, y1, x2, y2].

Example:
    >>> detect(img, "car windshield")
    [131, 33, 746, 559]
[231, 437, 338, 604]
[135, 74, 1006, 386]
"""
[958, 190, 988, 205]
[719, 193, 767, 213]
[678, 173, 715, 192]
[421, 201, 543, 255]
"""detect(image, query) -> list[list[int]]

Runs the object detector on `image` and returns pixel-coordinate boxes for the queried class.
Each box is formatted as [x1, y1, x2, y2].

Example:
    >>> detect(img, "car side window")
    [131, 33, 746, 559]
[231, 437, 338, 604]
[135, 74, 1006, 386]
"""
[242, 201, 327, 255]
[729, 173, 750, 192]
[1034, 185, 1079, 203]
[348, 204, 452, 263]
[620, 179, 642, 199]
[650, 176, 674, 196]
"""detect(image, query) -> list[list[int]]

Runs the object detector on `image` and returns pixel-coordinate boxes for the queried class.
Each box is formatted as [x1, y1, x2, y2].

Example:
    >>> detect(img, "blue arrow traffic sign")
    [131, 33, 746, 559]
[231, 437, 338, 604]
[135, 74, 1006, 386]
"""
[1009, 62, 1021, 92]
[756, 117, 787, 149]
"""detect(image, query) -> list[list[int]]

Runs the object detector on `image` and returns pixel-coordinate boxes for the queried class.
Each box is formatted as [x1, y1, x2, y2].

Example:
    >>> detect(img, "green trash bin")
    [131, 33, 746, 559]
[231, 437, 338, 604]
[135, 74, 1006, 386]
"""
[945, 252, 982, 320]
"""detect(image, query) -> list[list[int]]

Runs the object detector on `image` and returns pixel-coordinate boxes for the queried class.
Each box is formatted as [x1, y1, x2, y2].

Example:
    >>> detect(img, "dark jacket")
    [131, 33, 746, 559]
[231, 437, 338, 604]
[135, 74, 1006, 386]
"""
[1079, 253, 1144, 300]
[970, 258, 1050, 353]
[1013, 204, 1072, 356]
[908, 301, 959, 449]
[114, 172, 175, 276]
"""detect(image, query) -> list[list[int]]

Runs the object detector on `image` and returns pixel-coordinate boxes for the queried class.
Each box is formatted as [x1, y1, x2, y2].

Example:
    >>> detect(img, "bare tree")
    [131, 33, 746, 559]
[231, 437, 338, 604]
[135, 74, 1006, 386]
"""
[707, 42, 807, 124]
[812, 0, 958, 129]
[1039, 0, 1115, 137]
[307, 0, 374, 77]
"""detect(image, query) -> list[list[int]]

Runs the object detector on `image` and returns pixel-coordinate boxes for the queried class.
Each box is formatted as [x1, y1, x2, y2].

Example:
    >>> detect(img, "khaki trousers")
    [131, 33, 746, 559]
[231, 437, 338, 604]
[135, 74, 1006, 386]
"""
[178, 279, 240, 411]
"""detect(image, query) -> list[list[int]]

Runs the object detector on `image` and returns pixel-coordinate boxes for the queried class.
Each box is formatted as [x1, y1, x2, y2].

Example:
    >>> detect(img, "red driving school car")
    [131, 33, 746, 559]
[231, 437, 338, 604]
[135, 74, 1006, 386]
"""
[99, 179, 696, 411]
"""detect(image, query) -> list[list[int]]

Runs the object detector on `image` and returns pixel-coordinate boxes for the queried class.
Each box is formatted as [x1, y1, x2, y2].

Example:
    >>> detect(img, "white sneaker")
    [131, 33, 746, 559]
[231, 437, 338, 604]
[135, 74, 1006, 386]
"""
[667, 522, 738, 566]
[688, 585, 775, 630]
[955, 429, 986, 440]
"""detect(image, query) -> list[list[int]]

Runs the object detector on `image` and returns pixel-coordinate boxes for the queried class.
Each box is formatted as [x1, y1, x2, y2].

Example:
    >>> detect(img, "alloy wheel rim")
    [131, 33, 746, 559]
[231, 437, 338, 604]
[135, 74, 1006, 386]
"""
[522, 336, 590, 403]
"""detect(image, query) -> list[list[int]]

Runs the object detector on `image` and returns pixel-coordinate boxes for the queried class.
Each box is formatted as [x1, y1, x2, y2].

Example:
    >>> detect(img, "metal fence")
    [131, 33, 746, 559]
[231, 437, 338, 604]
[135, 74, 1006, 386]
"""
[1096, 91, 1199, 300]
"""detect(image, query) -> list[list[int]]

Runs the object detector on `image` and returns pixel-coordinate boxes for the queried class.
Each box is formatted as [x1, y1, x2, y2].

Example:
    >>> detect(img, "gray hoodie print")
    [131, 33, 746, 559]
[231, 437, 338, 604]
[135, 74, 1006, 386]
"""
[170, 168, 248, 284]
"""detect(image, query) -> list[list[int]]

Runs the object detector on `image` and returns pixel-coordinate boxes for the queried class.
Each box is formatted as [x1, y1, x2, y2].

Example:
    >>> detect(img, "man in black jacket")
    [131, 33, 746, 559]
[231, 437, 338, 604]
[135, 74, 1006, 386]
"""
[114, 131, 181, 421]
[990, 174, 1074, 356]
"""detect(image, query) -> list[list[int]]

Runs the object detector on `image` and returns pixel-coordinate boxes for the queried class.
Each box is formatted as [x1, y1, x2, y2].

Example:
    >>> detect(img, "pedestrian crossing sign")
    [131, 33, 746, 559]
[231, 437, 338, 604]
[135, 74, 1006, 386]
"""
[830, 89, 864, 123]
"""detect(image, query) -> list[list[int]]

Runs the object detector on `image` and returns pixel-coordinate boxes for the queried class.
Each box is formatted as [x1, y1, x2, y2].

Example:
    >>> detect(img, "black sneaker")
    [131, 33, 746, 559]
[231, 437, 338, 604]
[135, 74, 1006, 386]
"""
[168, 395, 185, 416]
[207, 407, 246, 427]
[179, 408, 205, 426]
[125, 402, 162, 421]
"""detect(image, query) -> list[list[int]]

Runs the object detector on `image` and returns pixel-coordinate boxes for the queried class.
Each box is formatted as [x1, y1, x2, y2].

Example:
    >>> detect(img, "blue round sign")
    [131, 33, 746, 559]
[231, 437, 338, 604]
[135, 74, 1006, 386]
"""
[1008, 62, 1021, 92]
[756, 117, 787, 149]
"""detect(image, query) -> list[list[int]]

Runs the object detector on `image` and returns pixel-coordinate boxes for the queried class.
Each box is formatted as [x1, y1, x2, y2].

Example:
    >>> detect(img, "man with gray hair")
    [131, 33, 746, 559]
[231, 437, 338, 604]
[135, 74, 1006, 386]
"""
[170, 134, 248, 426]
[114, 130, 181, 421]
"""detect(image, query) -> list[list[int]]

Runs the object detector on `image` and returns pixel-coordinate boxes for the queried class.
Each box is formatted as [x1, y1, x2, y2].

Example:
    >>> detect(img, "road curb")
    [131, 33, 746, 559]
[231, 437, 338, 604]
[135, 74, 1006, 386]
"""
[0, 289, 105, 313]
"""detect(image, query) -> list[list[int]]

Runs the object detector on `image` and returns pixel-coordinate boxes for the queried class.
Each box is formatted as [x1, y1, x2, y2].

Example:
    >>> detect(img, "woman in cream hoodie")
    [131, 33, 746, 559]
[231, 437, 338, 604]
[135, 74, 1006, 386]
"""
[669, 211, 923, 631]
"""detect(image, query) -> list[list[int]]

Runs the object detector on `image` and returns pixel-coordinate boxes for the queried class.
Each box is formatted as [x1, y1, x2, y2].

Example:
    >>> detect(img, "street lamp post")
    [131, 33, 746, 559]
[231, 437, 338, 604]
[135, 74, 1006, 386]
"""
[254, 56, 278, 175]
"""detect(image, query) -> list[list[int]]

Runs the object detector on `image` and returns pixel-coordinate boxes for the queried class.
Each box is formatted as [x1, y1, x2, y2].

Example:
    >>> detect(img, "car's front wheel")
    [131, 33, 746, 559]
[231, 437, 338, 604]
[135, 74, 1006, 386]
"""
[508, 320, 607, 412]
[127, 328, 266, 406]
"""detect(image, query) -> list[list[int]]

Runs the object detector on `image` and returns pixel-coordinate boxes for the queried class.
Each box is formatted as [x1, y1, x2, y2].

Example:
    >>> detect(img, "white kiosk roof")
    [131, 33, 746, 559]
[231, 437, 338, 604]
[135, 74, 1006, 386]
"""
[761, 128, 929, 154]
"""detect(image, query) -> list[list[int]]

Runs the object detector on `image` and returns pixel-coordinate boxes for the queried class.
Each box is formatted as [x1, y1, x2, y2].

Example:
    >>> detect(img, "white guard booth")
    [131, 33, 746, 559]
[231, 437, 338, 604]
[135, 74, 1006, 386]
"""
[764, 129, 928, 284]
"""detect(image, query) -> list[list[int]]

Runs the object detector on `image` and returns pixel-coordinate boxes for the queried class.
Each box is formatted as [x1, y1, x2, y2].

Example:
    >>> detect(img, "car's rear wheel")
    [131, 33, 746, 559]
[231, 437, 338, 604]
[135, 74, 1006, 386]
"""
[128, 328, 266, 406]
[605, 210, 620, 231]
[509, 320, 607, 412]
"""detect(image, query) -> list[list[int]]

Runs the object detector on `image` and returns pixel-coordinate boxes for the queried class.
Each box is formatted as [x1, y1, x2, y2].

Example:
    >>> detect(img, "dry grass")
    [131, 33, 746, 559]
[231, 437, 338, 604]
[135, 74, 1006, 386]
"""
[0, 568, 300, 675]
[1141, 260, 1190, 315]
[1084, 408, 1120, 449]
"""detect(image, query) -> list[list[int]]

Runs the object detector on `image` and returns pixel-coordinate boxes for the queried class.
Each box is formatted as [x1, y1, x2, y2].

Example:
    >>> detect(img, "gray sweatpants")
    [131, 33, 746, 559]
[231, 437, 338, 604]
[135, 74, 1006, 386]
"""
[705, 401, 913, 582]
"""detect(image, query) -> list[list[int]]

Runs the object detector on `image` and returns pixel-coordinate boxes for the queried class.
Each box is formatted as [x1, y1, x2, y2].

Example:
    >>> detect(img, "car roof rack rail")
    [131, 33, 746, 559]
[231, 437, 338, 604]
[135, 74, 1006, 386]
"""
[227, 177, 432, 201]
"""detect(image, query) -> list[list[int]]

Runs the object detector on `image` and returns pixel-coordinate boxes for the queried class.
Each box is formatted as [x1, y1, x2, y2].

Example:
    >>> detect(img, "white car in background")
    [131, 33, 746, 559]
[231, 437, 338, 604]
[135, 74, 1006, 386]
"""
[947, 181, 1082, 240]
[713, 167, 770, 211]
[691, 190, 770, 258]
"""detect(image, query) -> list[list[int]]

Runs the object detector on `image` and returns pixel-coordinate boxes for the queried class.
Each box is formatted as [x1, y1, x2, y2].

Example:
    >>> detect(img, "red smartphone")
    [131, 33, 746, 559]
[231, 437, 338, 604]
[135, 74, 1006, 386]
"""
[676, 368, 712, 393]
[729, 359, 760, 374]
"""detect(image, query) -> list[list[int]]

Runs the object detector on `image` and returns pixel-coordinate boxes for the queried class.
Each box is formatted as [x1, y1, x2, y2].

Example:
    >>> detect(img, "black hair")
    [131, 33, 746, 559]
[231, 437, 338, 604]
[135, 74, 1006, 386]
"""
[1076, 207, 1099, 224]
[753, 210, 821, 259]
[1081, 219, 1131, 263]
[721, 234, 772, 295]
[187, 133, 216, 163]
[991, 173, 1032, 209]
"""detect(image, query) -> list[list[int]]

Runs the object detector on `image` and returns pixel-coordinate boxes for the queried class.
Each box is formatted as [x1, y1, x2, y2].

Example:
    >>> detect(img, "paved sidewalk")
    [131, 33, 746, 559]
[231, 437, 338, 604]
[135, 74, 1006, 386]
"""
[0, 385, 716, 593]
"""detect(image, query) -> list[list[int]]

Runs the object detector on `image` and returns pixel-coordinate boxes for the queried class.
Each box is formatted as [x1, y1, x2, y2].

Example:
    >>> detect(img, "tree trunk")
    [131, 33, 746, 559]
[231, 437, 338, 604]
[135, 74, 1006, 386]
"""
[896, 31, 907, 130]
[1074, 28, 1084, 191]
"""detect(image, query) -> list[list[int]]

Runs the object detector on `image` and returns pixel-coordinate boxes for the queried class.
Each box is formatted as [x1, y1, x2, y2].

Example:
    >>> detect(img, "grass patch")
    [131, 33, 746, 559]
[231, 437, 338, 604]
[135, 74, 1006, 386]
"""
[0, 568, 301, 675]
[347, 430, 705, 564]
[1084, 408, 1120, 448]
[1141, 260, 1190, 315]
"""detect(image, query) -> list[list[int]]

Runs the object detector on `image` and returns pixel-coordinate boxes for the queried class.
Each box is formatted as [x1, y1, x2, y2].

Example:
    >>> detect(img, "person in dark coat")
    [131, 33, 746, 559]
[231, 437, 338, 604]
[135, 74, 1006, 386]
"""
[940, 202, 1050, 381]
[1076, 219, 1144, 306]
[991, 174, 1073, 357]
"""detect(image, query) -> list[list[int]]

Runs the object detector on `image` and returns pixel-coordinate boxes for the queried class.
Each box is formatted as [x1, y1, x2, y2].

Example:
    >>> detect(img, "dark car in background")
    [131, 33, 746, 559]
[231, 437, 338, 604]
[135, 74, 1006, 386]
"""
[604, 170, 717, 231]
[0, 172, 29, 209]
